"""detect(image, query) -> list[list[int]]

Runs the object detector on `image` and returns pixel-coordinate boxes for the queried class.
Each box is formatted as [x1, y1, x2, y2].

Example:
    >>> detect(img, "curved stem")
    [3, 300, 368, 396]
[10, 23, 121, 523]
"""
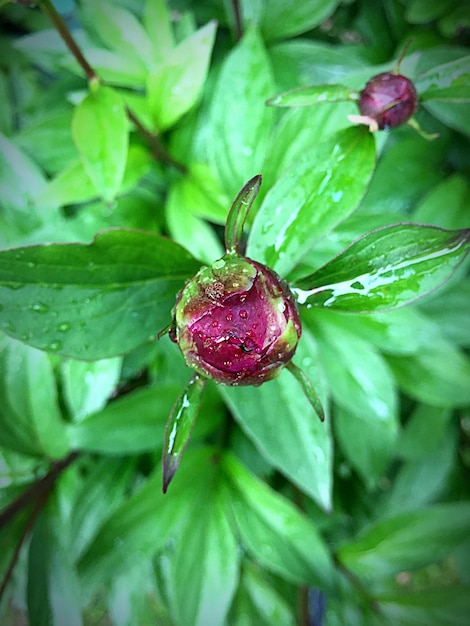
[224, 174, 262, 255]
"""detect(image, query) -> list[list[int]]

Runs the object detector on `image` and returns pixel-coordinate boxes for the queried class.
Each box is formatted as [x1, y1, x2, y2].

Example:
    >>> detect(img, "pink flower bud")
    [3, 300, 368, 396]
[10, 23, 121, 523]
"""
[358, 72, 418, 130]
[170, 255, 301, 386]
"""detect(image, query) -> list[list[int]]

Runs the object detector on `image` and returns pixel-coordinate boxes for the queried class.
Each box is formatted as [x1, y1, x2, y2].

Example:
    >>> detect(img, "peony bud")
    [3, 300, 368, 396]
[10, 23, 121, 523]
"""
[358, 72, 418, 130]
[170, 255, 301, 386]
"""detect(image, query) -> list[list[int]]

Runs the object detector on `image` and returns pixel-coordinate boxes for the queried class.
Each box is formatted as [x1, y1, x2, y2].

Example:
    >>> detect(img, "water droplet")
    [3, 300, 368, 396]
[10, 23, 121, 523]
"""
[211, 320, 219, 328]
[239, 295, 247, 303]
[27, 261, 35, 268]
[239, 309, 248, 319]
[29, 303, 49, 314]
[212, 259, 226, 270]
[48, 340, 62, 352]
[223, 360, 233, 368]
[252, 323, 258, 330]
[57, 322, 70, 332]
[226, 313, 233, 322]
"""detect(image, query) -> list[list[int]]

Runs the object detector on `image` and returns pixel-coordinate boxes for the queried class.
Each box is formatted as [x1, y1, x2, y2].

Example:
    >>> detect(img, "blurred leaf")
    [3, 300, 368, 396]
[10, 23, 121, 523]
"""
[266, 83, 357, 107]
[71, 84, 129, 202]
[0, 71, 13, 135]
[398, 403, 452, 461]
[80, 0, 154, 68]
[222, 453, 335, 591]
[27, 514, 52, 626]
[0, 229, 200, 359]
[413, 173, 470, 230]
[167, 471, 239, 626]
[142, 0, 174, 60]
[207, 28, 274, 199]
[248, 126, 375, 277]
[77, 448, 220, 595]
[258, 0, 340, 40]
[419, 279, 470, 347]
[70, 457, 135, 559]
[222, 329, 332, 510]
[417, 55, 470, 102]
[61, 357, 121, 421]
[309, 311, 398, 485]
[292, 224, 470, 312]
[386, 341, 470, 407]
[405, 0, 455, 23]
[337, 502, 470, 579]
[0, 336, 69, 458]
[147, 21, 216, 131]
[377, 586, 470, 626]
[423, 99, 470, 137]
[67, 384, 180, 454]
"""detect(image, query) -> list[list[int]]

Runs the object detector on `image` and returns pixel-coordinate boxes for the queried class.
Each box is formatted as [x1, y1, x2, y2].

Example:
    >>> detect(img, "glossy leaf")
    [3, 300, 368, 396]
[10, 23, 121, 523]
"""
[0, 229, 200, 359]
[292, 224, 470, 312]
[222, 329, 332, 510]
[266, 83, 357, 108]
[308, 311, 398, 485]
[162, 374, 206, 493]
[222, 452, 335, 591]
[337, 502, 470, 579]
[248, 126, 375, 276]
[168, 472, 239, 626]
[71, 84, 129, 202]
[377, 586, 470, 626]
[207, 28, 274, 199]
[224, 174, 262, 254]
[147, 21, 217, 131]
[259, 0, 340, 40]
[0, 336, 69, 458]
[417, 55, 470, 102]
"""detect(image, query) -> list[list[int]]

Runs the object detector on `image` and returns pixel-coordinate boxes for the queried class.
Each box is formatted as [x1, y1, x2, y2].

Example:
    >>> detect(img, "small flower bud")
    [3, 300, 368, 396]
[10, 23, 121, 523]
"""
[358, 72, 418, 130]
[170, 255, 301, 386]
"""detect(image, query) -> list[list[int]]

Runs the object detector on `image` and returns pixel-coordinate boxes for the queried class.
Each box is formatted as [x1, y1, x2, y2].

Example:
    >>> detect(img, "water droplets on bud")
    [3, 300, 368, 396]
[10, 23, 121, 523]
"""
[226, 313, 234, 322]
[239, 309, 248, 319]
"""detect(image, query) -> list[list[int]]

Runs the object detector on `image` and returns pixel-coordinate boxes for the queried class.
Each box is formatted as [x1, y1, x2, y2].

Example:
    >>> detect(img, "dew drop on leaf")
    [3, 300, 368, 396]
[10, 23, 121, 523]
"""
[48, 340, 62, 351]
[57, 323, 71, 332]
[29, 302, 49, 314]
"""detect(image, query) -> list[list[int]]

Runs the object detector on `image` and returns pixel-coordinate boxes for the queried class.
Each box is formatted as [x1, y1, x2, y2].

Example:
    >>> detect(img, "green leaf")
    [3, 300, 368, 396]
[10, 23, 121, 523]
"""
[0, 336, 69, 458]
[147, 21, 216, 131]
[386, 341, 470, 408]
[0, 229, 200, 360]
[419, 278, 470, 347]
[142, 0, 174, 60]
[247, 126, 375, 277]
[71, 84, 129, 202]
[222, 453, 335, 591]
[222, 329, 332, 510]
[77, 448, 221, 595]
[61, 357, 121, 422]
[167, 471, 240, 626]
[413, 173, 470, 230]
[292, 224, 470, 312]
[259, 0, 340, 40]
[162, 375, 206, 493]
[337, 502, 470, 579]
[266, 83, 357, 108]
[67, 383, 180, 454]
[308, 311, 398, 485]
[377, 586, 470, 626]
[417, 55, 470, 102]
[207, 28, 275, 199]
[27, 514, 53, 626]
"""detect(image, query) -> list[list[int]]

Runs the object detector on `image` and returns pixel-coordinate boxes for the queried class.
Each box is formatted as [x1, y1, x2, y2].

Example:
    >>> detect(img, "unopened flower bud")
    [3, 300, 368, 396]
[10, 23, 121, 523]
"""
[358, 72, 418, 130]
[170, 255, 301, 386]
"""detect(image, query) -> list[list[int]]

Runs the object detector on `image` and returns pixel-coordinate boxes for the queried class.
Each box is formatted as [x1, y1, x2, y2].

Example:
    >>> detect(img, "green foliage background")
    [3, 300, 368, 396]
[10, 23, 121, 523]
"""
[0, 0, 470, 624]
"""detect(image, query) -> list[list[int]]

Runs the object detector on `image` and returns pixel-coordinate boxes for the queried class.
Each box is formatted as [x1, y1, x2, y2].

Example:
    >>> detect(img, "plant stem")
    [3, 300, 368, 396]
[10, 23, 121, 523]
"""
[231, 0, 243, 41]
[38, 0, 186, 173]
[0, 451, 79, 601]
[39, 0, 97, 82]
[333, 555, 380, 614]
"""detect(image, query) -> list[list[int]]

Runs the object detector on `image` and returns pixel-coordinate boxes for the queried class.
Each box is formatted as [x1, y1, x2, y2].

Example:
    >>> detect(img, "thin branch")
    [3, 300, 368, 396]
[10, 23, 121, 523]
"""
[0, 451, 79, 602]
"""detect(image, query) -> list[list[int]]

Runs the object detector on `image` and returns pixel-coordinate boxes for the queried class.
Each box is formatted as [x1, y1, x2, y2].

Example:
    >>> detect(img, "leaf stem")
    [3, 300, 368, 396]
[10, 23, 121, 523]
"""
[0, 451, 79, 602]
[37, 0, 186, 173]
[231, 0, 243, 41]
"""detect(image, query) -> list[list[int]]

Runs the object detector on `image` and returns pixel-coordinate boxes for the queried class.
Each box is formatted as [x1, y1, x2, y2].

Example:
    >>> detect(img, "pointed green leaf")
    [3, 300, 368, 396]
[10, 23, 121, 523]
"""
[72, 85, 129, 202]
[207, 28, 274, 199]
[247, 126, 375, 276]
[222, 453, 335, 591]
[0, 229, 200, 360]
[0, 336, 69, 458]
[221, 329, 332, 510]
[224, 175, 262, 254]
[292, 224, 470, 312]
[266, 83, 357, 107]
[417, 55, 470, 102]
[162, 375, 206, 493]
[337, 502, 470, 579]
[142, 0, 174, 59]
[147, 21, 217, 131]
